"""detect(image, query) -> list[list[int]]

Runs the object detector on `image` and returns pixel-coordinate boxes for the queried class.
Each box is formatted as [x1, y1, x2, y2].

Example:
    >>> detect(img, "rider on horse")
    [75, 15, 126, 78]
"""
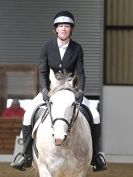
[10, 10, 107, 172]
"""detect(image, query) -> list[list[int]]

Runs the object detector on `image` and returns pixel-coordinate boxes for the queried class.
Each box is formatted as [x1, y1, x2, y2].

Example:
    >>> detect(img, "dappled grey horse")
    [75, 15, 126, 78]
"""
[32, 70, 92, 177]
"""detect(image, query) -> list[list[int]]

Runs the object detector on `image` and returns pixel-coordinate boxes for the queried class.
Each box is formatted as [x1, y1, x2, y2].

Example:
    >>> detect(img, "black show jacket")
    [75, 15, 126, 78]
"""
[39, 38, 85, 92]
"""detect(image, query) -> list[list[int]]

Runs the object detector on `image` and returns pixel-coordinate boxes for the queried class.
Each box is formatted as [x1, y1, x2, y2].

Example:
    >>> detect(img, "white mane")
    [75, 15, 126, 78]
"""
[49, 69, 78, 96]
[49, 69, 61, 91]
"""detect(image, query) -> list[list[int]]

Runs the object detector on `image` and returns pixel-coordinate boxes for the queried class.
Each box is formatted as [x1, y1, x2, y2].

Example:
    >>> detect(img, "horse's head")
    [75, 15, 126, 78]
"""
[50, 89, 76, 146]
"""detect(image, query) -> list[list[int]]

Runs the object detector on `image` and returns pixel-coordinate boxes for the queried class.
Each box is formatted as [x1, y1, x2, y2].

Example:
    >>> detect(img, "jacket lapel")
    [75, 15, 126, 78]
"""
[52, 38, 62, 62]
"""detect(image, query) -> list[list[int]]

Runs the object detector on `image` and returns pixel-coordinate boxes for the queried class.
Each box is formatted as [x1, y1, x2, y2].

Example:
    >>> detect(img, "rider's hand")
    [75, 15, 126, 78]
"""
[42, 88, 49, 101]
[75, 90, 84, 104]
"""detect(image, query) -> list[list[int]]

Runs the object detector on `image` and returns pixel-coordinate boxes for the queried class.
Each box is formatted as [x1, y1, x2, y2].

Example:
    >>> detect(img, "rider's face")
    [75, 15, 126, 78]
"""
[56, 24, 72, 41]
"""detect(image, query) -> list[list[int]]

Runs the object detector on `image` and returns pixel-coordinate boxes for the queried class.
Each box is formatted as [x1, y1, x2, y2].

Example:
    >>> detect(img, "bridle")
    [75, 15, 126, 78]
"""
[46, 74, 80, 134]
[46, 100, 80, 134]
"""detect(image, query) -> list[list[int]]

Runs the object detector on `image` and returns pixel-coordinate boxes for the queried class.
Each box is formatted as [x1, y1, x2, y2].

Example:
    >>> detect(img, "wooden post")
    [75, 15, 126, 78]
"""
[0, 70, 7, 116]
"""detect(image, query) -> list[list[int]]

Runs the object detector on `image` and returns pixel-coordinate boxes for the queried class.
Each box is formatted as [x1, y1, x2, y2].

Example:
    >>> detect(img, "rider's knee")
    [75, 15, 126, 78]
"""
[93, 115, 100, 124]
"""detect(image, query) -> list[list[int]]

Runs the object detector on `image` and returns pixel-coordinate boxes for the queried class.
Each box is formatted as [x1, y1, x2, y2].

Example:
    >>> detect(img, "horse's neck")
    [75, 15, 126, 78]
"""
[49, 70, 77, 96]
[62, 112, 91, 151]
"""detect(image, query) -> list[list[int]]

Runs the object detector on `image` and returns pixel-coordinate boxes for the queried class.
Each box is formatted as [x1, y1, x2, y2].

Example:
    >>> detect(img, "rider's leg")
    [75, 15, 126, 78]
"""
[10, 93, 44, 171]
[10, 125, 33, 171]
[91, 123, 107, 172]
[82, 97, 107, 172]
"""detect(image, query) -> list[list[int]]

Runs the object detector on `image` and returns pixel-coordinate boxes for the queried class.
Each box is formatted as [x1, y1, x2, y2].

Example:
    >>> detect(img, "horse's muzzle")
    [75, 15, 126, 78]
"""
[55, 138, 63, 146]
[54, 135, 67, 146]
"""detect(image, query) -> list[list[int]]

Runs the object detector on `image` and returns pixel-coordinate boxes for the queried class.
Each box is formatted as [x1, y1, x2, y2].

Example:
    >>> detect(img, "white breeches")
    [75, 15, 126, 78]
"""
[23, 93, 44, 125]
[23, 92, 100, 126]
[82, 97, 100, 124]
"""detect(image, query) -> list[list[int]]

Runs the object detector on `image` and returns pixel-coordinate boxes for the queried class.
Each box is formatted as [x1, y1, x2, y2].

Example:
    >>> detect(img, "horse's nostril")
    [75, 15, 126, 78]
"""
[64, 135, 67, 141]
[55, 138, 63, 146]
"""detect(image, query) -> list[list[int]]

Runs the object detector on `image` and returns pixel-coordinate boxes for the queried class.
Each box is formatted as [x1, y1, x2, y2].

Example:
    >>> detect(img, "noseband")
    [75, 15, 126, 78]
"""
[52, 118, 70, 130]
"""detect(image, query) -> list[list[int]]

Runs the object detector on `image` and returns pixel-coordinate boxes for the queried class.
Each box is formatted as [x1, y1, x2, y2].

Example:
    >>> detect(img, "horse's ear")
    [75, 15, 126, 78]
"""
[72, 75, 79, 89]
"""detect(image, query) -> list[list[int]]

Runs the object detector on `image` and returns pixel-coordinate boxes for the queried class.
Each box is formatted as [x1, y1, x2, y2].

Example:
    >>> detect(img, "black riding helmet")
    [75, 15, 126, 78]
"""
[54, 11, 75, 28]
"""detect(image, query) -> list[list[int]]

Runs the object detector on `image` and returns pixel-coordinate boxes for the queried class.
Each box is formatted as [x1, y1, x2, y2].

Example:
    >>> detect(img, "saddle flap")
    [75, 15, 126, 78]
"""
[31, 104, 48, 139]
[80, 104, 93, 129]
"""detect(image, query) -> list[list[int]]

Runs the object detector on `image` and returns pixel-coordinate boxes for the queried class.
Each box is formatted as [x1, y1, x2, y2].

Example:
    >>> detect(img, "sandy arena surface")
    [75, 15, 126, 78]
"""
[0, 163, 133, 177]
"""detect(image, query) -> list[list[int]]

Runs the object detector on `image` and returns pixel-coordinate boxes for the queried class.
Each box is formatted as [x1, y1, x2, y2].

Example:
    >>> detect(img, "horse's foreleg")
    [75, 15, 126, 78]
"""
[37, 161, 52, 177]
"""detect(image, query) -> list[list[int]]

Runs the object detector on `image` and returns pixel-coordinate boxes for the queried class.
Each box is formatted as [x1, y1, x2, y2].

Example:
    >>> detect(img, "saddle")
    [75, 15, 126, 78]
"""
[31, 103, 48, 129]
[80, 104, 93, 129]
[31, 103, 48, 158]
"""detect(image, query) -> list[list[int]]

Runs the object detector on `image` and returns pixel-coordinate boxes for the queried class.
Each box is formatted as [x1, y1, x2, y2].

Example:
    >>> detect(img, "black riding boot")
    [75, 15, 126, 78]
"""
[10, 125, 33, 171]
[91, 124, 107, 172]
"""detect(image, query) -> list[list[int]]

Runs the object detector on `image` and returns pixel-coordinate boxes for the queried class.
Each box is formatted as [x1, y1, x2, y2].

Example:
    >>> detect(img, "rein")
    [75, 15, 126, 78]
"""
[68, 102, 80, 132]
[46, 100, 54, 127]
